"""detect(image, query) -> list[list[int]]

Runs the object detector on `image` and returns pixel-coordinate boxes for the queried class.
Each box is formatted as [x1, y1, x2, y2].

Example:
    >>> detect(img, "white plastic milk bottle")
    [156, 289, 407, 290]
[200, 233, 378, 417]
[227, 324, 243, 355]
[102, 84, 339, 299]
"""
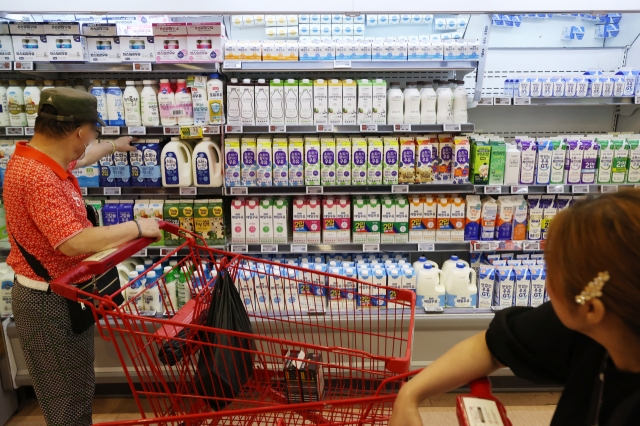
[175, 79, 194, 126]
[162, 266, 178, 313]
[161, 139, 193, 187]
[417, 263, 445, 309]
[403, 82, 421, 124]
[106, 80, 125, 126]
[143, 271, 161, 312]
[123, 81, 141, 126]
[420, 81, 437, 124]
[0, 83, 9, 127]
[207, 73, 224, 125]
[387, 83, 404, 124]
[452, 80, 468, 124]
[0, 266, 14, 316]
[158, 79, 177, 126]
[23, 80, 40, 127]
[444, 262, 477, 308]
[140, 80, 160, 126]
[126, 271, 145, 312]
[436, 80, 453, 124]
[192, 138, 223, 187]
[441, 255, 469, 282]
[413, 256, 439, 271]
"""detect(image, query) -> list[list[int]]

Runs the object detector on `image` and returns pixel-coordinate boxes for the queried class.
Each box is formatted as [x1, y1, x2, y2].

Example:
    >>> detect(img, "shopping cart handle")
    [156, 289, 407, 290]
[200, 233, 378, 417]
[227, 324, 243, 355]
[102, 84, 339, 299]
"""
[159, 220, 182, 236]
[468, 377, 493, 399]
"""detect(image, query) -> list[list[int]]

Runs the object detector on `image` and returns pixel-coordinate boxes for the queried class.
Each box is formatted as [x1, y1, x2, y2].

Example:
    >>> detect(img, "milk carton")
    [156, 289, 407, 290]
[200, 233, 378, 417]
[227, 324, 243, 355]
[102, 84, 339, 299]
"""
[306, 197, 322, 244]
[436, 197, 452, 242]
[626, 135, 640, 183]
[271, 138, 288, 186]
[327, 267, 346, 311]
[270, 266, 287, 313]
[517, 139, 537, 185]
[327, 79, 343, 124]
[320, 137, 336, 185]
[269, 79, 285, 125]
[511, 196, 528, 241]
[357, 79, 373, 124]
[366, 197, 381, 243]
[504, 142, 521, 185]
[464, 195, 481, 241]
[540, 195, 556, 241]
[322, 196, 338, 243]
[449, 197, 465, 242]
[292, 197, 307, 243]
[288, 137, 304, 186]
[244, 198, 260, 243]
[163, 201, 181, 245]
[399, 137, 416, 184]
[351, 137, 368, 185]
[272, 198, 288, 243]
[580, 138, 599, 184]
[372, 79, 387, 124]
[416, 136, 437, 183]
[409, 196, 424, 242]
[597, 137, 614, 183]
[352, 197, 368, 243]
[493, 267, 515, 308]
[367, 137, 383, 185]
[259, 198, 274, 243]
[549, 139, 567, 184]
[612, 138, 629, 183]
[335, 138, 352, 185]
[304, 136, 321, 186]
[421, 196, 437, 242]
[380, 197, 396, 243]
[241, 138, 257, 186]
[335, 197, 351, 243]
[284, 79, 299, 125]
[535, 140, 553, 185]
[495, 196, 514, 241]
[514, 267, 531, 307]
[480, 197, 498, 241]
[477, 267, 495, 309]
[356, 269, 375, 309]
[313, 79, 328, 124]
[342, 79, 358, 125]
[256, 137, 273, 186]
[529, 267, 546, 307]
[194, 199, 211, 245]
[565, 138, 582, 184]
[471, 140, 491, 185]
[527, 195, 543, 241]
[437, 136, 454, 182]
[383, 137, 399, 185]
[453, 137, 470, 184]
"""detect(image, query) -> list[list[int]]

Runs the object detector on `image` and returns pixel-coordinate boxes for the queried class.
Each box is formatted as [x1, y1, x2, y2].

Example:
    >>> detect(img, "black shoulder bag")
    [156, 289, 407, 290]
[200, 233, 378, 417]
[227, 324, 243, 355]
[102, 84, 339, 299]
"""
[11, 204, 124, 334]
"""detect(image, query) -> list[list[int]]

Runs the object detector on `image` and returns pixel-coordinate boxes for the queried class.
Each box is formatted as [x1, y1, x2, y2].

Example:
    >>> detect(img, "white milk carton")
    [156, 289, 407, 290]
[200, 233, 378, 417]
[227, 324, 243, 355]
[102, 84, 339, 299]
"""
[244, 197, 260, 244]
[540, 195, 557, 240]
[511, 195, 528, 241]
[367, 137, 383, 185]
[322, 196, 338, 243]
[273, 197, 288, 243]
[517, 139, 537, 185]
[612, 138, 630, 183]
[480, 197, 498, 241]
[342, 79, 358, 125]
[241, 138, 258, 186]
[464, 195, 481, 241]
[409, 196, 424, 242]
[372, 79, 387, 124]
[580, 138, 599, 184]
[514, 267, 531, 307]
[335, 197, 351, 243]
[328, 79, 343, 124]
[327, 267, 346, 311]
[269, 79, 285, 125]
[357, 79, 373, 124]
[306, 197, 322, 243]
[335, 137, 352, 185]
[383, 137, 399, 185]
[298, 79, 314, 125]
[230, 198, 246, 243]
[224, 137, 241, 186]
[259, 198, 274, 243]
[288, 137, 304, 186]
[254, 266, 271, 313]
[526, 195, 543, 241]
[493, 267, 515, 308]
[352, 197, 368, 243]
[535, 140, 553, 185]
[292, 197, 307, 243]
[313, 79, 328, 124]
[380, 197, 396, 243]
[494, 196, 514, 241]
[597, 137, 614, 184]
[256, 137, 273, 186]
[320, 137, 336, 185]
[436, 197, 452, 242]
[236, 270, 255, 313]
[565, 137, 583, 184]
[626, 135, 640, 183]
[504, 142, 521, 185]
[367, 197, 382, 243]
[272, 138, 288, 186]
[304, 136, 321, 185]
[352, 138, 368, 185]
[270, 266, 288, 313]
[449, 197, 466, 242]
[477, 267, 496, 309]
[549, 139, 567, 184]
[529, 267, 546, 307]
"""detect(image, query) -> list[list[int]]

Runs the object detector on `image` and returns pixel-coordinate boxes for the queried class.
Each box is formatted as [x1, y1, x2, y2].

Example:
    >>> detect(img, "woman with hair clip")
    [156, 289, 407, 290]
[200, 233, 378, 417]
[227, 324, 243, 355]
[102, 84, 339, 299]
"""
[390, 190, 640, 426]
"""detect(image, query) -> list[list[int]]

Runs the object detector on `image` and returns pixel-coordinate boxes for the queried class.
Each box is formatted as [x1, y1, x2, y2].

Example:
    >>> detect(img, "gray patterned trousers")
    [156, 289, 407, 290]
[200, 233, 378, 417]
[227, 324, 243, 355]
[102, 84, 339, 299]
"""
[12, 280, 95, 426]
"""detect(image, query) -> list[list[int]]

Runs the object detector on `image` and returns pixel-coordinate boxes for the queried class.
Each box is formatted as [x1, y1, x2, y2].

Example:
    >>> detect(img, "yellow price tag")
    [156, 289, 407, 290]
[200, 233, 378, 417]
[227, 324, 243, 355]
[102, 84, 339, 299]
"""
[180, 126, 203, 139]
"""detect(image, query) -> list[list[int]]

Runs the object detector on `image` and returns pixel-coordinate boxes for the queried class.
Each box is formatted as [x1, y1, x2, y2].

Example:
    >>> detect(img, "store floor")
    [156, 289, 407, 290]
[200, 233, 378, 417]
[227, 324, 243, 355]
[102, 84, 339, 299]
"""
[6, 392, 560, 425]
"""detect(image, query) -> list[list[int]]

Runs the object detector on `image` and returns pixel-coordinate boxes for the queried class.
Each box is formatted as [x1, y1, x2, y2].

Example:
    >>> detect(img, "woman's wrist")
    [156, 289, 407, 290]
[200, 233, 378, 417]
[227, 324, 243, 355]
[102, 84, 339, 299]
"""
[132, 219, 142, 238]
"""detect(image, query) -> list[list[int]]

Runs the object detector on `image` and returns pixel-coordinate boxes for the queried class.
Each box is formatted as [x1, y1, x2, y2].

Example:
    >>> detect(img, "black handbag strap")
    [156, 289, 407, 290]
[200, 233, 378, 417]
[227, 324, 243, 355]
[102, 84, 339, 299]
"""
[10, 231, 53, 283]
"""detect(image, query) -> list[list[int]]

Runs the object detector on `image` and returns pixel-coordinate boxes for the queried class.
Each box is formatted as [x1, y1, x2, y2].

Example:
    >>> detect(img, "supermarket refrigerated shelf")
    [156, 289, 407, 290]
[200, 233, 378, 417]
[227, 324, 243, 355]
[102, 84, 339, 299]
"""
[473, 183, 638, 195]
[222, 60, 479, 72]
[225, 183, 475, 196]
[477, 96, 638, 106]
[6, 62, 222, 73]
[81, 187, 223, 197]
[226, 242, 471, 254]
[224, 123, 475, 134]
[0, 243, 225, 257]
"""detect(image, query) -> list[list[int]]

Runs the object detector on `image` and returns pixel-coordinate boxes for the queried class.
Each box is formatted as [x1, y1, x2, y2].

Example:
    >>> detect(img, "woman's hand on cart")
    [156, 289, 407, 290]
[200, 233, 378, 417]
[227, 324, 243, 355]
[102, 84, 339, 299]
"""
[136, 218, 162, 242]
[388, 387, 423, 426]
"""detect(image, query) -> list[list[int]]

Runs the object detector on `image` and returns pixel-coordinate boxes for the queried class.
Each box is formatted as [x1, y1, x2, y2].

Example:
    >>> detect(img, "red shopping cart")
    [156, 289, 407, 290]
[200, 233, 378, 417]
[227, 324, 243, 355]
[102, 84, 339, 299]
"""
[456, 378, 512, 426]
[50, 221, 417, 426]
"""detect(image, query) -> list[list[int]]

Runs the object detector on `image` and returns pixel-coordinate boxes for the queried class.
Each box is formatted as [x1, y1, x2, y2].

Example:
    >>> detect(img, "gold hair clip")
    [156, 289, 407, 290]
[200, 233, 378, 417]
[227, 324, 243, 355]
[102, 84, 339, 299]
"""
[575, 271, 610, 305]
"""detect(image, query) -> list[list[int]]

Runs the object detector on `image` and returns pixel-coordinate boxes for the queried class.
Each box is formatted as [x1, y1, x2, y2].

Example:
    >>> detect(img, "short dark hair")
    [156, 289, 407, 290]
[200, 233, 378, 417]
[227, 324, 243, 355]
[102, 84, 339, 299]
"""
[34, 104, 85, 138]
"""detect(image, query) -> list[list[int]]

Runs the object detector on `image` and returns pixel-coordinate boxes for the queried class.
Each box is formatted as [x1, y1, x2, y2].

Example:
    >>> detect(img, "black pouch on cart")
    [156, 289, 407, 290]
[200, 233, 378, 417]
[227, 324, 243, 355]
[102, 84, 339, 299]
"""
[194, 269, 255, 410]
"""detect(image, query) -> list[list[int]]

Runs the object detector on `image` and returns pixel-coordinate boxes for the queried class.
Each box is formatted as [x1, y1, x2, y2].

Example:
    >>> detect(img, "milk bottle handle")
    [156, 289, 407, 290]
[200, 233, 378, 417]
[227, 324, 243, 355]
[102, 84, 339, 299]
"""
[210, 143, 222, 178]
[469, 268, 477, 288]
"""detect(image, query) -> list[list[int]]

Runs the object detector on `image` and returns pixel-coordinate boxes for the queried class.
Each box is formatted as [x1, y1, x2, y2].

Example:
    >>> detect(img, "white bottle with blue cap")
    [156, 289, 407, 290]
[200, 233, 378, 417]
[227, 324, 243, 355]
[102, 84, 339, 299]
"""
[441, 255, 469, 283]
[143, 271, 161, 313]
[444, 262, 477, 308]
[412, 256, 439, 272]
[126, 271, 145, 312]
[417, 263, 445, 309]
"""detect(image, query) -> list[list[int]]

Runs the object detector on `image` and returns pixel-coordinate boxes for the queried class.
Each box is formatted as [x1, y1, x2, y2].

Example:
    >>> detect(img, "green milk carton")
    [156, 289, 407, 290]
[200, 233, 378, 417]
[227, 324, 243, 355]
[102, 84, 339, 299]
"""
[352, 197, 368, 243]
[194, 200, 213, 245]
[596, 137, 614, 184]
[209, 199, 225, 245]
[366, 196, 381, 243]
[163, 201, 181, 246]
[471, 139, 491, 185]
[488, 140, 505, 185]
[626, 135, 640, 183]
[549, 138, 567, 185]
[611, 138, 630, 183]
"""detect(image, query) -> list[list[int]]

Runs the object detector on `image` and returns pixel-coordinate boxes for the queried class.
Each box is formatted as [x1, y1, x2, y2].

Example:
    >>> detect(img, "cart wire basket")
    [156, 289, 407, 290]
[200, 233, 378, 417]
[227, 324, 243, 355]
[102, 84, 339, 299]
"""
[50, 222, 417, 426]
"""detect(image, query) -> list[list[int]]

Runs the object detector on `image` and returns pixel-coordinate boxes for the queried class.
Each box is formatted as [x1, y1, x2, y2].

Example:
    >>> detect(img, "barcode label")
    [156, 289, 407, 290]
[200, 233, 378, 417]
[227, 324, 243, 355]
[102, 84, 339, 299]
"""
[290, 244, 307, 253]
[24, 127, 35, 136]
[179, 187, 197, 196]
[261, 244, 278, 253]
[547, 185, 565, 193]
[231, 245, 248, 253]
[362, 244, 380, 252]
[392, 185, 408, 193]
[511, 185, 529, 194]
[133, 249, 147, 257]
[15, 61, 33, 70]
[418, 243, 435, 252]
[203, 126, 221, 134]
[306, 186, 323, 194]
[132, 63, 152, 72]
[572, 185, 589, 194]
[103, 187, 121, 195]
[172, 109, 185, 116]
[601, 185, 618, 193]
[484, 185, 502, 194]
[230, 187, 248, 195]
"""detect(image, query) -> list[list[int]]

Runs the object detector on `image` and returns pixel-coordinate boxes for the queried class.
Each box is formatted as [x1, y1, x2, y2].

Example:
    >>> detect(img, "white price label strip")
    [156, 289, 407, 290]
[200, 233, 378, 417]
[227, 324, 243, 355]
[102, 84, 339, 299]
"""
[391, 185, 408, 193]
[223, 61, 242, 69]
[393, 124, 411, 132]
[478, 97, 494, 105]
[484, 185, 502, 194]
[269, 125, 286, 133]
[15, 61, 33, 70]
[261, 244, 278, 253]
[163, 126, 180, 135]
[230, 187, 248, 195]
[225, 125, 243, 134]
[316, 124, 334, 132]
[360, 124, 378, 132]
[494, 97, 512, 105]
[203, 126, 221, 134]
[572, 185, 589, 194]
[443, 123, 461, 132]
[159, 248, 177, 257]
[103, 187, 121, 196]
[132, 63, 152, 71]
[635, 95, 640, 105]
[601, 185, 618, 193]
[231, 245, 248, 253]
[334, 60, 351, 68]
[133, 249, 147, 257]
[24, 127, 35, 136]
[547, 185, 565, 194]
[418, 243, 435, 252]
[0, 62, 12, 70]
[128, 126, 146, 135]
[306, 186, 323, 194]
[290, 244, 308, 253]
[6, 127, 24, 136]
[80, 187, 88, 196]
[363, 244, 380, 252]
[102, 127, 120, 135]
[511, 185, 529, 194]
[523, 241, 540, 251]
[513, 97, 532, 105]
[179, 187, 197, 196]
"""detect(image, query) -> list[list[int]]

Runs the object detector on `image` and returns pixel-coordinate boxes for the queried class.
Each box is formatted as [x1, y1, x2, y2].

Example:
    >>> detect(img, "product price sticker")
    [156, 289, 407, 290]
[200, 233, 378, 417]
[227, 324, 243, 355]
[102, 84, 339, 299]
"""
[103, 187, 121, 196]
[231, 244, 248, 253]
[478, 97, 494, 105]
[269, 125, 286, 133]
[547, 185, 565, 194]
[362, 244, 380, 252]
[424, 306, 445, 313]
[418, 243, 435, 252]
[443, 123, 461, 132]
[180, 126, 203, 139]
[290, 244, 308, 253]
[186, 76, 207, 88]
[6, 127, 24, 136]
[316, 124, 334, 132]
[163, 126, 180, 135]
[229, 187, 248, 195]
[494, 97, 512, 105]
[601, 185, 618, 193]
[133, 249, 147, 257]
[572, 185, 589, 194]
[393, 124, 411, 132]
[102, 126, 120, 135]
[513, 97, 531, 105]
[179, 187, 197, 196]
[523, 241, 540, 251]
[635, 95, 640, 105]
[127, 126, 146, 135]
[333, 60, 351, 68]
[360, 124, 378, 132]
[225, 125, 243, 134]
[510, 186, 529, 194]
[223, 61, 242, 69]
[392, 185, 409, 193]
[261, 244, 278, 253]
[306, 186, 323, 194]
[0, 62, 12, 70]
[484, 185, 502, 194]
[132, 63, 152, 72]
[80, 187, 88, 196]
[159, 248, 178, 257]
[203, 126, 221, 135]
[14, 61, 33, 70]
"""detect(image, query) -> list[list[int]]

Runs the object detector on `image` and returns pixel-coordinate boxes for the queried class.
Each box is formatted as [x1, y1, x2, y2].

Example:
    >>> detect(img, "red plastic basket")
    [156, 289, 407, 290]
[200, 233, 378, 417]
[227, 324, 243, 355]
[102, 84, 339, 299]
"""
[50, 222, 416, 426]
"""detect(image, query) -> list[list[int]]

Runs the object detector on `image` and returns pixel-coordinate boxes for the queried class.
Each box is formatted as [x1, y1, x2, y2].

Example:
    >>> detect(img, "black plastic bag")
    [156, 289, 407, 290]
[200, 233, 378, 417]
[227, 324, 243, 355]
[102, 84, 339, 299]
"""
[194, 269, 255, 410]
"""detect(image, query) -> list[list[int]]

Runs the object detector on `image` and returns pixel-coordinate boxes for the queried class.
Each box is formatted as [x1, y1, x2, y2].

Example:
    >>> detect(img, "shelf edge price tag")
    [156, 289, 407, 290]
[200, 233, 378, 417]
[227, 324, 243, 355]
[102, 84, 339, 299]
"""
[443, 123, 462, 132]
[363, 243, 380, 252]
[494, 97, 512, 105]
[15, 61, 33, 70]
[0, 61, 12, 70]
[133, 249, 147, 257]
[306, 186, 323, 195]
[316, 124, 334, 132]
[360, 124, 378, 132]
[601, 185, 618, 194]
[291, 244, 307, 253]
[269, 124, 286, 133]
[513, 97, 531, 105]
[180, 126, 203, 139]
[6, 127, 24, 136]
[24, 127, 35, 136]
[80, 187, 88, 196]
[334, 60, 351, 68]
[179, 187, 197, 196]
[424, 306, 444, 313]
[102, 126, 121, 135]
[225, 125, 243, 134]
[547, 185, 565, 194]
[635, 95, 640, 105]
[393, 124, 411, 132]
[523, 241, 540, 251]
[391, 185, 408, 194]
[223, 60, 242, 69]
[103, 187, 121, 196]
[510, 185, 529, 194]
[203, 125, 221, 135]
[163, 126, 180, 135]
[484, 185, 502, 194]
[572, 185, 589, 194]
[160, 248, 177, 257]
[478, 96, 494, 105]
[231, 244, 248, 253]
[261, 244, 278, 253]
[230, 186, 248, 195]
[132, 63, 152, 71]
[418, 243, 435, 252]
[127, 126, 146, 135]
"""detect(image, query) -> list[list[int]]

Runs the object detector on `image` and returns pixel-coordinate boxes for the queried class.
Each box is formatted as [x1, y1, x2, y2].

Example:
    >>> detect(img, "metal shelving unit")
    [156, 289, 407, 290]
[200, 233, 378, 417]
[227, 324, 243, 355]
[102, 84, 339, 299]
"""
[3, 62, 222, 73]
[222, 60, 479, 72]
[477, 96, 638, 106]
[473, 183, 637, 195]
[226, 183, 475, 196]
[226, 242, 471, 254]
[224, 124, 475, 134]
